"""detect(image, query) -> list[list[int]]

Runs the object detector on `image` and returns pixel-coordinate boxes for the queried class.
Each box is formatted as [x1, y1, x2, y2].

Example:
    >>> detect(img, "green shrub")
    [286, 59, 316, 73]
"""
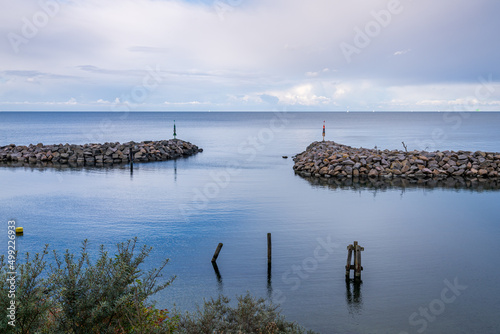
[176, 293, 318, 334]
[0, 245, 55, 334]
[0, 238, 177, 334]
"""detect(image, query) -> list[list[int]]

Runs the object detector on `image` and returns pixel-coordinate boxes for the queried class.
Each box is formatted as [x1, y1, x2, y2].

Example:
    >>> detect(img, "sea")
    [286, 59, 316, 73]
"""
[1, 111, 500, 334]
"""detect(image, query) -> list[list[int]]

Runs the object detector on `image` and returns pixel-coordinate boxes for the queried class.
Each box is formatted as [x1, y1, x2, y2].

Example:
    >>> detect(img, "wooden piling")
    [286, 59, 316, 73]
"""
[211, 243, 223, 263]
[355, 242, 362, 280]
[353, 241, 358, 277]
[267, 233, 272, 265]
[345, 244, 353, 279]
[345, 241, 364, 280]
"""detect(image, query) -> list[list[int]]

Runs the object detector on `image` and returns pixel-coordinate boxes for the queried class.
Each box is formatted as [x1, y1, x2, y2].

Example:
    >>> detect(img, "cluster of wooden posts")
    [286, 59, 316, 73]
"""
[345, 241, 364, 280]
[211, 235, 364, 281]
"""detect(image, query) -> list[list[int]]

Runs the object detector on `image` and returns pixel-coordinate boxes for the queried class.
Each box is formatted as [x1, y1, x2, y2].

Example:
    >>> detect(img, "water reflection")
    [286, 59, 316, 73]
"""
[0, 161, 128, 168]
[211, 262, 223, 294]
[0, 162, 132, 173]
[298, 174, 500, 192]
[267, 263, 272, 301]
[173, 159, 177, 183]
[345, 279, 363, 315]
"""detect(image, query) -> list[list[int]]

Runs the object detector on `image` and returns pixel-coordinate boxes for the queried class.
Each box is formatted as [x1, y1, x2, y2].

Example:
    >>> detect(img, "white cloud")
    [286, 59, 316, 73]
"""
[266, 83, 331, 106]
[384, 82, 500, 111]
[394, 49, 411, 56]
[0, 98, 77, 106]
[66, 97, 77, 105]
[164, 101, 208, 105]
[305, 71, 319, 78]
[305, 68, 331, 78]
[417, 98, 500, 107]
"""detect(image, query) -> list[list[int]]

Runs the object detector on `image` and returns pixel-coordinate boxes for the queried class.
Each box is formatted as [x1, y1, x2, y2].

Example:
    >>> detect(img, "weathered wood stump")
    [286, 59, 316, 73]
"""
[345, 241, 364, 280]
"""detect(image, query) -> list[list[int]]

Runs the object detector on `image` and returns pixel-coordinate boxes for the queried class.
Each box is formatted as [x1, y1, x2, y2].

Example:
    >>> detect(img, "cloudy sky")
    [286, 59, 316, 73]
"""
[1, 0, 500, 111]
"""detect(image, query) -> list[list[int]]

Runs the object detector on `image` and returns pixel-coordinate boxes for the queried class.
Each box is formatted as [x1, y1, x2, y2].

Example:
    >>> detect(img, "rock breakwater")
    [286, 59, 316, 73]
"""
[0, 139, 202, 168]
[293, 141, 500, 180]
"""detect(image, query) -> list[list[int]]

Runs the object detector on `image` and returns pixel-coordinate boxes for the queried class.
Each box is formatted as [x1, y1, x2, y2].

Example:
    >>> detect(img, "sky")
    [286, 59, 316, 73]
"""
[1, 0, 500, 112]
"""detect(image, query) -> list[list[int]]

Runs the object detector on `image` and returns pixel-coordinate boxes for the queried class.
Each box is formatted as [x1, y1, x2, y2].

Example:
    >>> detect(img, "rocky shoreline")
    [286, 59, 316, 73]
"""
[0, 139, 202, 168]
[293, 141, 500, 180]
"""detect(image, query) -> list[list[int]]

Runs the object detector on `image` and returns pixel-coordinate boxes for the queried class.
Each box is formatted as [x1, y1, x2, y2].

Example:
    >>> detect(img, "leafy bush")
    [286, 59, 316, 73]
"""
[176, 293, 318, 334]
[0, 238, 177, 333]
[0, 245, 54, 334]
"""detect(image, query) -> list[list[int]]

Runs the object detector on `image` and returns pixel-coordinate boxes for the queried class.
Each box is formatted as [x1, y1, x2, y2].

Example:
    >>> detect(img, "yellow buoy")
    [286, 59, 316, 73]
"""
[15, 227, 23, 234]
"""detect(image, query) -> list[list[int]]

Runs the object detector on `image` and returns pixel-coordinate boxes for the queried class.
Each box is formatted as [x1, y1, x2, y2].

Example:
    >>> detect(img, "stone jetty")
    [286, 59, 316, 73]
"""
[293, 141, 500, 180]
[0, 139, 202, 168]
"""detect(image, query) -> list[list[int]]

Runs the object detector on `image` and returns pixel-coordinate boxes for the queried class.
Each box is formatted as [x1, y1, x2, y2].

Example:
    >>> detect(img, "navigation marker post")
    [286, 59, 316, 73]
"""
[322, 121, 325, 142]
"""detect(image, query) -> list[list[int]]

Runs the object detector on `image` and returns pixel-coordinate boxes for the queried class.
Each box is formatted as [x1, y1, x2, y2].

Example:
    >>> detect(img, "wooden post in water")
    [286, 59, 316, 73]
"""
[355, 242, 362, 280]
[353, 241, 358, 276]
[345, 241, 364, 280]
[211, 243, 223, 263]
[345, 244, 353, 279]
[267, 233, 272, 265]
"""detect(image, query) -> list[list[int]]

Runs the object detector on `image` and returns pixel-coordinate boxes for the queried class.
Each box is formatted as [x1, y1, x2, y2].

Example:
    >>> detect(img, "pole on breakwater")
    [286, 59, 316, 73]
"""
[211, 243, 223, 263]
[322, 121, 325, 142]
[173, 120, 177, 139]
[345, 241, 364, 280]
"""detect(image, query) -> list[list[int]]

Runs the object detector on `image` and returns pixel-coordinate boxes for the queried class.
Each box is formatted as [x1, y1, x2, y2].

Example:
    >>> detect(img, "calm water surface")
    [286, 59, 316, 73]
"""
[1, 112, 500, 334]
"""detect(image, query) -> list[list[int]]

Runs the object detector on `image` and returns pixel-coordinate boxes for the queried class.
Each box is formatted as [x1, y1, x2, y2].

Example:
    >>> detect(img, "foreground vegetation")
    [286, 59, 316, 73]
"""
[0, 238, 316, 334]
